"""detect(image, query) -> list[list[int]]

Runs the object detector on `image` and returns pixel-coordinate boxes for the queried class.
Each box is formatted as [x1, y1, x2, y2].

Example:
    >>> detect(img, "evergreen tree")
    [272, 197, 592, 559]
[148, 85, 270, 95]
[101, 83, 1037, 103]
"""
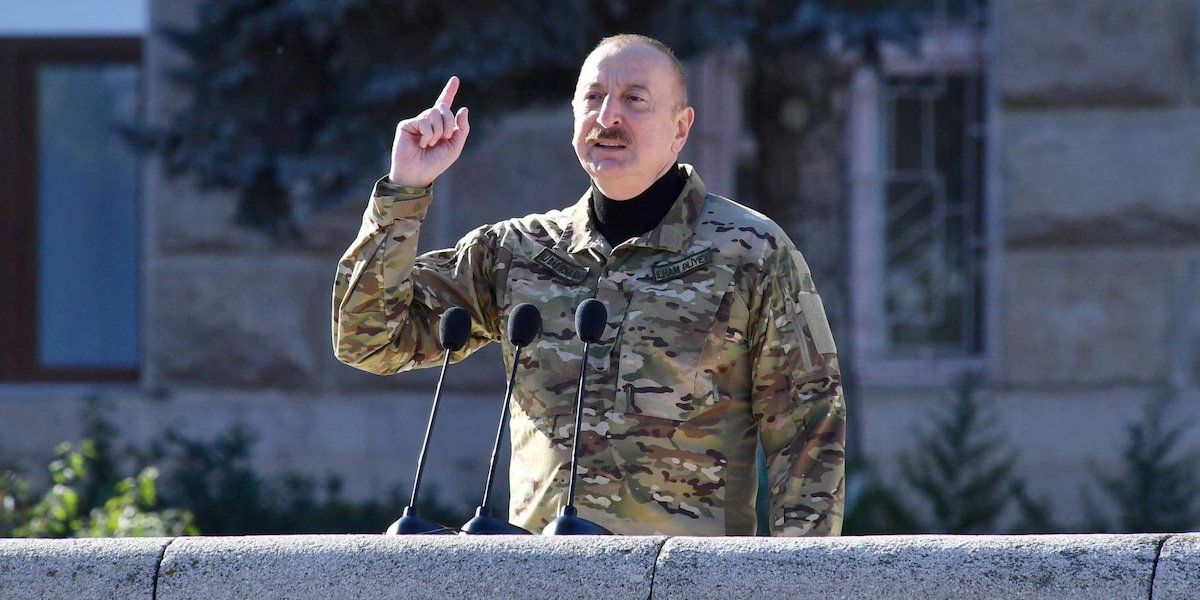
[899, 374, 1052, 534]
[141, 0, 922, 237]
[1083, 393, 1200, 533]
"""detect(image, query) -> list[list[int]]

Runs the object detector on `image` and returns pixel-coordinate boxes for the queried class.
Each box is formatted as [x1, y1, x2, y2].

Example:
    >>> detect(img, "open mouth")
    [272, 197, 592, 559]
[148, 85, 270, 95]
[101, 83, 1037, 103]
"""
[594, 141, 627, 149]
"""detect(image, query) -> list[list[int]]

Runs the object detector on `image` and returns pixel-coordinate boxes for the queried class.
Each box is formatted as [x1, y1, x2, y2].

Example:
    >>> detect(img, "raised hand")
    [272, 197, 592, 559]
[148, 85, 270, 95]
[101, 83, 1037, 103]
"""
[388, 76, 471, 188]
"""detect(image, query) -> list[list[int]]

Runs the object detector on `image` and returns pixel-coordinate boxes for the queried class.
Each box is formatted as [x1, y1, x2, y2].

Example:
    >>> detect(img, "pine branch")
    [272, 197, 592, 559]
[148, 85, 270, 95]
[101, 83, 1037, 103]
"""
[135, 0, 924, 236]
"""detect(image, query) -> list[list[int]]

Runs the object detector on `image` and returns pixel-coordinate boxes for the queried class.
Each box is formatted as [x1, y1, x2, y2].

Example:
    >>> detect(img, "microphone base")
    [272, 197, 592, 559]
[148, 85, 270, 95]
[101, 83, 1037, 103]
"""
[384, 506, 456, 535]
[460, 506, 533, 535]
[541, 505, 613, 536]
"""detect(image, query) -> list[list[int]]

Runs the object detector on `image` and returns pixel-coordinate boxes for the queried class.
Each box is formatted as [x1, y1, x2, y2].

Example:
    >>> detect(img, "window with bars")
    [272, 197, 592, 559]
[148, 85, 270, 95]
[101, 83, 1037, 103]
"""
[848, 7, 990, 383]
[882, 73, 986, 357]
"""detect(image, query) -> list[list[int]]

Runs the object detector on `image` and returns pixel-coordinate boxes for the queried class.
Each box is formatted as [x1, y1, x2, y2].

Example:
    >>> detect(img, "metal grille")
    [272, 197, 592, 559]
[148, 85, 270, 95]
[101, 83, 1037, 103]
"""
[880, 2, 987, 358]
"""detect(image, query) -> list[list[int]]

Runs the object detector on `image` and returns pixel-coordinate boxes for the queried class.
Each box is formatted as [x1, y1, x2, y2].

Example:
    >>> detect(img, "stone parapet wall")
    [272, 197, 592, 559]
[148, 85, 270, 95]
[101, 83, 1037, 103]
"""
[2, 533, 1198, 599]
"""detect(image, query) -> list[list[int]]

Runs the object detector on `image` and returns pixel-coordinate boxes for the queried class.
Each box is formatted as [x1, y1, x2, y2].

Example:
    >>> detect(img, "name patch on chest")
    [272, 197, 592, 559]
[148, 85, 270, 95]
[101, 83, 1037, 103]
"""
[534, 248, 589, 285]
[652, 249, 715, 282]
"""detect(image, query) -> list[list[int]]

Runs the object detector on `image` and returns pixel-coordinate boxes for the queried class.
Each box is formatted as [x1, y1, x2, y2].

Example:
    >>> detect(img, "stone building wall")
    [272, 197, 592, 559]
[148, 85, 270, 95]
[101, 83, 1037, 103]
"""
[859, 0, 1200, 527]
[2, 0, 1199, 530]
[996, 0, 1200, 521]
[0, 0, 749, 515]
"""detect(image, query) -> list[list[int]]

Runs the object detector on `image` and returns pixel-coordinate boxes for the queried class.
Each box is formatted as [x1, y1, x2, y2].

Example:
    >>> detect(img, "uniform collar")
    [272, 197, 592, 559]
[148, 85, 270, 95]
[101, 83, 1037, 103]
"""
[560, 163, 708, 256]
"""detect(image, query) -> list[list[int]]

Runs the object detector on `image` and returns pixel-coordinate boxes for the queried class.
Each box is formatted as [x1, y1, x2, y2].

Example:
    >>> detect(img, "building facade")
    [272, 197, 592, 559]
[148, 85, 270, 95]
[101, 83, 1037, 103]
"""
[1, 0, 1198, 527]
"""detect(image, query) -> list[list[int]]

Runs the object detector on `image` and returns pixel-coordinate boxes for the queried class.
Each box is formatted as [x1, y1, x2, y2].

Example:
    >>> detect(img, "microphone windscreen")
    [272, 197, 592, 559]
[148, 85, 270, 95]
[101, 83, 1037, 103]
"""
[507, 303, 542, 347]
[574, 299, 607, 343]
[439, 306, 471, 352]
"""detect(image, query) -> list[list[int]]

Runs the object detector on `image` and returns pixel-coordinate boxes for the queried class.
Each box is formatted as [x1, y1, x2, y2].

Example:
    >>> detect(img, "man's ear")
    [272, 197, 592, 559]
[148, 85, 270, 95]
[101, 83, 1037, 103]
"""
[672, 106, 695, 153]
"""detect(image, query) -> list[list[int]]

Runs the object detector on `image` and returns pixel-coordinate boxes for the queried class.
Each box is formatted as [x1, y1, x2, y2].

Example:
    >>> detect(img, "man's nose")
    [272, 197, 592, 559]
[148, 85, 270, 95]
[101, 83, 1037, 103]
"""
[598, 95, 621, 128]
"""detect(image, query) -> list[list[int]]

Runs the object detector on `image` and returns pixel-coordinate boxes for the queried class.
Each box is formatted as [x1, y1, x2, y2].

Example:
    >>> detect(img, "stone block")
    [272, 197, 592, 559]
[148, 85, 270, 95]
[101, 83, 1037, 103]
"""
[150, 161, 385, 257]
[651, 534, 1163, 600]
[1154, 534, 1200, 599]
[0, 394, 86, 467]
[0, 538, 168, 600]
[431, 107, 588, 253]
[302, 390, 503, 509]
[151, 256, 328, 389]
[1169, 259, 1200, 389]
[149, 170, 279, 257]
[157, 535, 664, 600]
[300, 191, 379, 256]
[998, 0, 1190, 107]
[1002, 111, 1200, 248]
[1000, 250, 1173, 386]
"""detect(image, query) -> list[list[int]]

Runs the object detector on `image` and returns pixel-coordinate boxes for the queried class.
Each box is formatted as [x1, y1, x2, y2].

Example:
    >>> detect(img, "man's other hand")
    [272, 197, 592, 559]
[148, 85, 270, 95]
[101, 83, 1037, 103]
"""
[389, 76, 471, 188]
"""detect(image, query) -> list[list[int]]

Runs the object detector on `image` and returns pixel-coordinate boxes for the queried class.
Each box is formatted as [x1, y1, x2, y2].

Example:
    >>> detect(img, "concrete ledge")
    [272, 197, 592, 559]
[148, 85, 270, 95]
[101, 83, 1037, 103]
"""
[2, 533, 1198, 599]
[651, 534, 1165, 600]
[156, 535, 665, 600]
[0, 537, 170, 600]
[1151, 533, 1200, 599]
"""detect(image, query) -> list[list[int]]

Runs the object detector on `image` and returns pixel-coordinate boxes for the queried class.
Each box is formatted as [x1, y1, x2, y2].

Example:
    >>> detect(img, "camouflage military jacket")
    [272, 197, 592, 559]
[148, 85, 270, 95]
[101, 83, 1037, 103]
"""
[332, 165, 845, 536]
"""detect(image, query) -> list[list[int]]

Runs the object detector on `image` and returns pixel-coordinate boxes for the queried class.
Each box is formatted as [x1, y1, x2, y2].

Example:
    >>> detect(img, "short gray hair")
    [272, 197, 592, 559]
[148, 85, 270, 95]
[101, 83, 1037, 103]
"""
[590, 34, 689, 109]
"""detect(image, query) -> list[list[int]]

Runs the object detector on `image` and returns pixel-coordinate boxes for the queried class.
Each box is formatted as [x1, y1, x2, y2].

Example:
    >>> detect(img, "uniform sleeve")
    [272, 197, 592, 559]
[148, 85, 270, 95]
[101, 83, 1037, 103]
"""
[331, 176, 503, 374]
[748, 247, 847, 536]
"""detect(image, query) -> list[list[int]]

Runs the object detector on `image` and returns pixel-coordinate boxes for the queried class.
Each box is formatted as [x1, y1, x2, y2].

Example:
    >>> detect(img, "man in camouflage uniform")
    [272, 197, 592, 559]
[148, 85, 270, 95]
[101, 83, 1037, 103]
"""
[333, 34, 845, 536]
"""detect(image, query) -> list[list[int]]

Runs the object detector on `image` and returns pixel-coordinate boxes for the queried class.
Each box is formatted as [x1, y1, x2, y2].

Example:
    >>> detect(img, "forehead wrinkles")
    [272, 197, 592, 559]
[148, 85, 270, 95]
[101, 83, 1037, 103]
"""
[577, 66, 650, 95]
[576, 46, 668, 96]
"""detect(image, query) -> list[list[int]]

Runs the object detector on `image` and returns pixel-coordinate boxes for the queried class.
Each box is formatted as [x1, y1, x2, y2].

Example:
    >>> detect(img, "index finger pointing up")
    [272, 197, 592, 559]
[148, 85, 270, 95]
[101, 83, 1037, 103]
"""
[435, 76, 460, 108]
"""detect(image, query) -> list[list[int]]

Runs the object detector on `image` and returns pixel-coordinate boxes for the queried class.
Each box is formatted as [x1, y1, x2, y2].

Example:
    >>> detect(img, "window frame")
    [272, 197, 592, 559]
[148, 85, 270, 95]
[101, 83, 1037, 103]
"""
[0, 37, 142, 382]
[846, 23, 999, 387]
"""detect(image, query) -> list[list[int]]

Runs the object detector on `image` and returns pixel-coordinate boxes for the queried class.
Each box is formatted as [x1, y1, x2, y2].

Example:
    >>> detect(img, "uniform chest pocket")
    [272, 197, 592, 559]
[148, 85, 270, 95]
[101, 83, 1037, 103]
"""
[504, 256, 593, 429]
[616, 256, 736, 422]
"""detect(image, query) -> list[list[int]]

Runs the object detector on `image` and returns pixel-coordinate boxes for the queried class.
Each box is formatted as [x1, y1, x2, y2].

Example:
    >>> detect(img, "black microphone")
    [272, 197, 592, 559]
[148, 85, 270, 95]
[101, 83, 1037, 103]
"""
[575, 297, 607, 344]
[386, 306, 471, 535]
[461, 303, 542, 535]
[543, 298, 613, 535]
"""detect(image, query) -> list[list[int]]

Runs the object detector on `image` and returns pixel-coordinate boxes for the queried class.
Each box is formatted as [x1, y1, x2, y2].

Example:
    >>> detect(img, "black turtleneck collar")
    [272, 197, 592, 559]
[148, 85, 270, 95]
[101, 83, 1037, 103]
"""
[589, 163, 687, 248]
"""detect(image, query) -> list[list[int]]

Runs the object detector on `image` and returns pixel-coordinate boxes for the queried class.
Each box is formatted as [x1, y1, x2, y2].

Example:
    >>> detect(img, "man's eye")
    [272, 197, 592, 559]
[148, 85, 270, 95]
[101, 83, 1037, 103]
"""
[583, 93, 602, 102]
[627, 95, 645, 103]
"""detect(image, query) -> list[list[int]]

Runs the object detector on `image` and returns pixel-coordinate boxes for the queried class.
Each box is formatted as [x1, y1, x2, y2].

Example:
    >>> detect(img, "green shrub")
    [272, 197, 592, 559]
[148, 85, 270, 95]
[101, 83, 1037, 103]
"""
[899, 375, 1052, 533]
[842, 458, 922, 535]
[1083, 393, 1200, 533]
[2, 412, 468, 538]
[29, 376, 1196, 537]
[0, 441, 195, 538]
[844, 374, 1056, 535]
[141, 426, 468, 534]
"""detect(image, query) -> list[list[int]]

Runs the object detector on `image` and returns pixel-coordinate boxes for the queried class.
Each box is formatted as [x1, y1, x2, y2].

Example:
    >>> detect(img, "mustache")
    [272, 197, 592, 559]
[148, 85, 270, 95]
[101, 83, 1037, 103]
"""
[585, 126, 632, 146]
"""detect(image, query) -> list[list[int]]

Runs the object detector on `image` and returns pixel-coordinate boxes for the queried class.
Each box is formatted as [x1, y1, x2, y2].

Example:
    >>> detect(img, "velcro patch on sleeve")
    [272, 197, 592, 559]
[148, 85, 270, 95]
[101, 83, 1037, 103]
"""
[796, 292, 837, 355]
[789, 250, 816, 291]
[789, 249, 811, 275]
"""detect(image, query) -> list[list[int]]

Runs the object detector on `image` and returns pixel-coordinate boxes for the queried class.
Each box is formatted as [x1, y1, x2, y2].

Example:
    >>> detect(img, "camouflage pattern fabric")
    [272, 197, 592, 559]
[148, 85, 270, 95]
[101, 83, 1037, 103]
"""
[332, 164, 846, 536]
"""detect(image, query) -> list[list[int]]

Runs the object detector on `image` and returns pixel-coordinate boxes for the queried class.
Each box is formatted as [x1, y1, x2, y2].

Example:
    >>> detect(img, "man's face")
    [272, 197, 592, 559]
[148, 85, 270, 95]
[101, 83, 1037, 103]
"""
[571, 43, 694, 200]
